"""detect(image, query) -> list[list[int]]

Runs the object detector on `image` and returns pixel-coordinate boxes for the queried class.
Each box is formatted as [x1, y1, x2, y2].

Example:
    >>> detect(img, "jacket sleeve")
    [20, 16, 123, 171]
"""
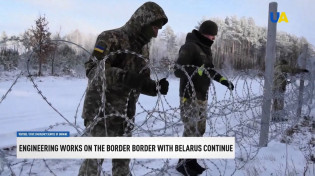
[85, 32, 113, 78]
[206, 62, 226, 83]
[84, 31, 134, 88]
[281, 65, 305, 75]
[140, 68, 157, 96]
[174, 43, 197, 79]
[140, 45, 158, 96]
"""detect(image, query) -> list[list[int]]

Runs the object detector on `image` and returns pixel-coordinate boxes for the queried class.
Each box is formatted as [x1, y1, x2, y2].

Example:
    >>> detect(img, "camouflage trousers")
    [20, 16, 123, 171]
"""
[180, 97, 207, 137]
[272, 89, 285, 119]
[78, 117, 133, 176]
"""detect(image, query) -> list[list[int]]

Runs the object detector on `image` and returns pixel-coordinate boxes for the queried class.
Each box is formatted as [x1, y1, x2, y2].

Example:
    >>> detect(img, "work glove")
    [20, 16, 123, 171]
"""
[84, 119, 89, 127]
[220, 80, 234, 91]
[157, 78, 169, 95]
[124, 70, 147, 89]
[302, 69, 309, 73]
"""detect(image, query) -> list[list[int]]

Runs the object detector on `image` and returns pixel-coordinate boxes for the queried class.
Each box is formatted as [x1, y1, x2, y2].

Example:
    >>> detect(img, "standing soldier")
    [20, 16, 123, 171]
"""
[78, 2, 169, 176]
[272, 59, 309, 122]
[174, 20, 234, 176]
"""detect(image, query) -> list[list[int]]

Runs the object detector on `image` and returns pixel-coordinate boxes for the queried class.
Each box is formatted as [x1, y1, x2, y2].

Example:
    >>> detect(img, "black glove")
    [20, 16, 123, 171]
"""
[84, 119, 89, 127]
[302, 69, 309, 73]
[220, 80, 234, 91]
[158, 78, 169, 95]
[124, 71, 147, 89]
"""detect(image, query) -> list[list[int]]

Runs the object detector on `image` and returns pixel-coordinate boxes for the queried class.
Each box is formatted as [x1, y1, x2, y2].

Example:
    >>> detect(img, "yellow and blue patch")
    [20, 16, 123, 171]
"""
[94, 45, 105, 53]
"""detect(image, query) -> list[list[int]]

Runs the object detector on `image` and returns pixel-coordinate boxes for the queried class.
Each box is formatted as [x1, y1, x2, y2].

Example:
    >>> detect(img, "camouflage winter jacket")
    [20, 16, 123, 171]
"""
[81, 2, 168, 123]
[273, 60, 306, 91]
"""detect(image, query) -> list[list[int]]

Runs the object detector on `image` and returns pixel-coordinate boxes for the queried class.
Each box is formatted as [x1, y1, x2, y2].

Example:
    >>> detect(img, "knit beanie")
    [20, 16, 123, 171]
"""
[199, 20, 218, 36]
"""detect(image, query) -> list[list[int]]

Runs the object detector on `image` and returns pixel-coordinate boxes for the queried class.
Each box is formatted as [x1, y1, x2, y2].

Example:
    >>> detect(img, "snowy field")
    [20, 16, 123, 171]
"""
[0, 75, 314, 176]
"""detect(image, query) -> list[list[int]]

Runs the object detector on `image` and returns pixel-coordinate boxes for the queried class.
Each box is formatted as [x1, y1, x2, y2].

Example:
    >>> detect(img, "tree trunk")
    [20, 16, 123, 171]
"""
[51, 48, 56, 76]
[38, 46, 42, 76]
[39, 58, 42, 76]
[51, 56, 54, 75]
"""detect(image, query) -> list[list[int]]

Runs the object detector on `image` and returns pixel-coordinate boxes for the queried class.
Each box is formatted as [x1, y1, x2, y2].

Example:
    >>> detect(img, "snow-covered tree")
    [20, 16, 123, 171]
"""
[0, 47, 19, 71]
[0, 32, 8, 48]
[149, 36, 167, 70]
[1, 15, 313, 77]
[160, 25, 178, 64]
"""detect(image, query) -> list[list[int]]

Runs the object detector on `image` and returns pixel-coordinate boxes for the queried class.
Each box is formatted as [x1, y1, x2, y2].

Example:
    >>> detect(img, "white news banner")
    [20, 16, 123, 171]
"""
[16, 131, 235, 159]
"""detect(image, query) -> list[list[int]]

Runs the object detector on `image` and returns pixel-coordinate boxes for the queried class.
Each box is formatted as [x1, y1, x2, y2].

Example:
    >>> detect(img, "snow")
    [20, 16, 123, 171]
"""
[0, 76, 314, 176]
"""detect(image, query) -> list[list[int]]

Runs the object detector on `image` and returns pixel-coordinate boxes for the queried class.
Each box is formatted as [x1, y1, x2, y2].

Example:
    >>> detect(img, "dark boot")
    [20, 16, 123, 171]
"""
[176, 159, 199, 176]
[188, 159, 206, 174]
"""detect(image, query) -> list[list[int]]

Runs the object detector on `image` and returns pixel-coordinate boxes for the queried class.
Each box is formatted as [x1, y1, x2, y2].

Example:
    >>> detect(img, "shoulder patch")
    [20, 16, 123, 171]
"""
[94, 45, 105, 53]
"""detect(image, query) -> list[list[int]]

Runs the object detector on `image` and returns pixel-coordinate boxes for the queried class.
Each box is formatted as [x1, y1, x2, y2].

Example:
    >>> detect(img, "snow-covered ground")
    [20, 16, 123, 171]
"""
[0, 75, 314, 176]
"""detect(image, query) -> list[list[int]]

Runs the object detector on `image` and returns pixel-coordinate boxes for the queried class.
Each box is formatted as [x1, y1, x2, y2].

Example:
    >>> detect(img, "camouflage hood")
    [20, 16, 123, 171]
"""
[274, 59, 288, 67]
[122, 1, 168, 40]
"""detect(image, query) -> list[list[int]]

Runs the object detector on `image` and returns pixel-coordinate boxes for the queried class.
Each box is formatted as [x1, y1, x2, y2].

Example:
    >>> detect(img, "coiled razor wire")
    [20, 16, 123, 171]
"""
[0, 38, 314, 176]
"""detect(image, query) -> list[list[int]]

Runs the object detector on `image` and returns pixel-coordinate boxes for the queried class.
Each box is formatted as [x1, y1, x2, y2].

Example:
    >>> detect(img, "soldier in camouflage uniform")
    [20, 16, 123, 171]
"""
[272, 59, 309, 122]
[78, 2, 169, 176]
[174, 20, 234, 176]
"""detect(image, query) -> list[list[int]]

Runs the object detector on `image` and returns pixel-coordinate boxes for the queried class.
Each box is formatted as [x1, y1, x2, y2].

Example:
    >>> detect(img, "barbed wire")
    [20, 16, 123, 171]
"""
[0, 38, 314, 176]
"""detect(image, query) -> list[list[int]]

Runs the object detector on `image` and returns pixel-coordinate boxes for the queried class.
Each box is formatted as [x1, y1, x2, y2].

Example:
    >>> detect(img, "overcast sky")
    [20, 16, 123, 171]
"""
[1, 0, 314, 46]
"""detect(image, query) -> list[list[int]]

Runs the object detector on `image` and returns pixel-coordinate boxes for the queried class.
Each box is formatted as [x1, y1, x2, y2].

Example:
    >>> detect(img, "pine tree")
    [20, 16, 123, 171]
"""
[29, 14, 56, 76]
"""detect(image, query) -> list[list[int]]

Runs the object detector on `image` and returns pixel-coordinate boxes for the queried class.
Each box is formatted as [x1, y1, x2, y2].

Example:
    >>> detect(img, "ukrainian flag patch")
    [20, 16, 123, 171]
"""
[94, 46, 105, 53]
